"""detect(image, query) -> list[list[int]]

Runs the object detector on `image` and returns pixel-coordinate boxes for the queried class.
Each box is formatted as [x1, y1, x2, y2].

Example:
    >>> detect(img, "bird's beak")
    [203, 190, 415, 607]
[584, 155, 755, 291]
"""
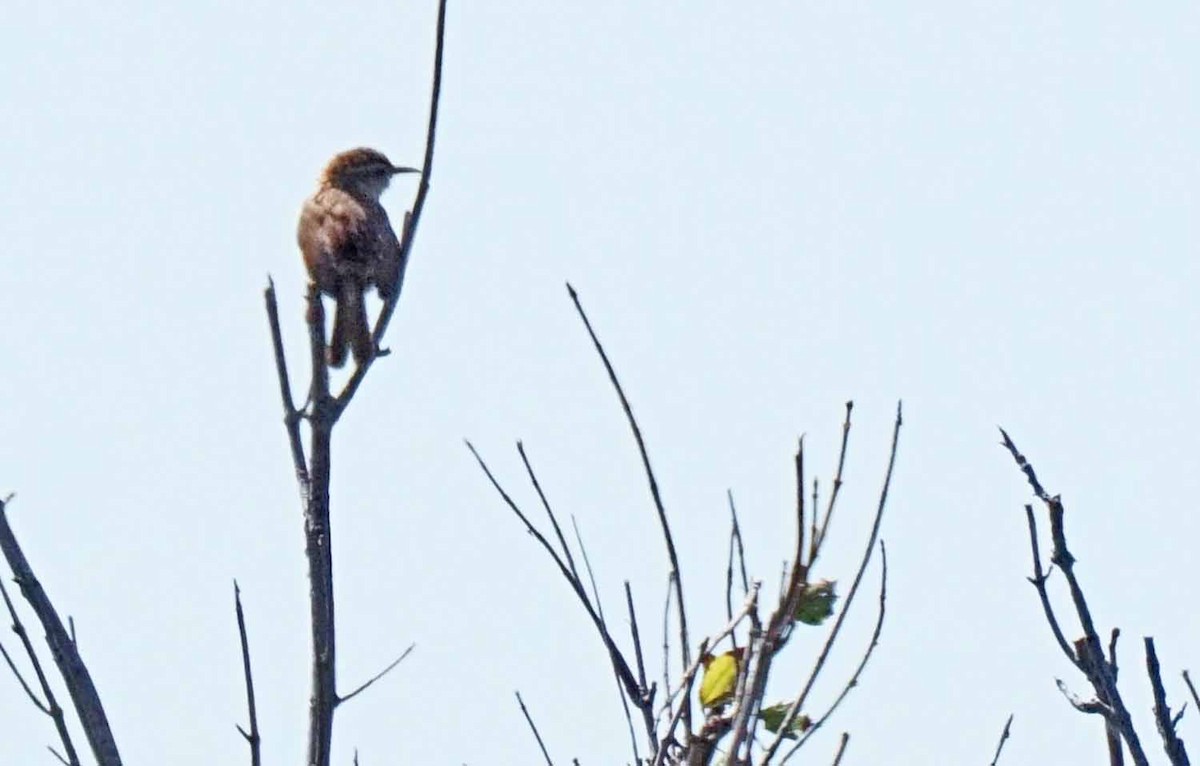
[391, 166, 421, 176]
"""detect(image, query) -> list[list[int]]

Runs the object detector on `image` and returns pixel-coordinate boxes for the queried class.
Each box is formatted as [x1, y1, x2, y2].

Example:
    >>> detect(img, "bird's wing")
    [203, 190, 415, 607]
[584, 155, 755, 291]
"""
[298, 188, 373, 281]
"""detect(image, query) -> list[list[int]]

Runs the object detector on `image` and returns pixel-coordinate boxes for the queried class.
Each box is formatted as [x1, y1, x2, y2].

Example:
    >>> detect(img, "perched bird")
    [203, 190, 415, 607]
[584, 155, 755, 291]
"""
[297, 148, 418, 367]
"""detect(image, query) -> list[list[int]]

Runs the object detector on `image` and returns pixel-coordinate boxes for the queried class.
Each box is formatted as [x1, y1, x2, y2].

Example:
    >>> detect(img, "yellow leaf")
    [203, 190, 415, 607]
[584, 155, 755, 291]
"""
[699, 650, 742, 709]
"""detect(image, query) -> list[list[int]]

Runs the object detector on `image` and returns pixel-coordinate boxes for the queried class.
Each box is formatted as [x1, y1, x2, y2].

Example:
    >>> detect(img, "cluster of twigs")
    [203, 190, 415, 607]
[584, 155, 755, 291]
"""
[0, 493, 116, 766]
[1001, 428, 1192, 766]
[470, 286, 902, 765]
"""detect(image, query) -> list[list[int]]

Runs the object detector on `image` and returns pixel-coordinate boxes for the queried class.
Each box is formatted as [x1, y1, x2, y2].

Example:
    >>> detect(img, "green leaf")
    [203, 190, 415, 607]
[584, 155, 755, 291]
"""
[793, 579, 837, 625]
[759, 702, 812, 738]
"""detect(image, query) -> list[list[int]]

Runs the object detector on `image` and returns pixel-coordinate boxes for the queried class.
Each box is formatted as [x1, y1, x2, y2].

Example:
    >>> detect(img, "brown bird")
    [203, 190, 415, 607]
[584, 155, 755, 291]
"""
[297, 148, 418, 367]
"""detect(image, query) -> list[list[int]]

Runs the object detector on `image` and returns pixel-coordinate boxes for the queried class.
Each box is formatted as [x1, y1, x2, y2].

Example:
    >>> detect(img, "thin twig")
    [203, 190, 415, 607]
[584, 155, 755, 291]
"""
[467, 441, 654, 748]
[661, 574, 673, 723]
[233, 582, 261, 766]
[338, 643, 415, 705]
[0, 575, 81, 766]
[519, 442, 580, 582]
[999, 427, 1048, 500]
[829, 733, 850, 766]
[567, 283, 692, 736]
[1183, 671, 1200, 717]
[570, 517, 640, 764]
[1021, 505, 1081, 670]
[571, 516, 606, 627]
[625, 581, 651, 706]
[515, 692, 555, 766]
[988, 714, 1014, 766]
[811, 402, 853, 566]
[263, 278, 310, 497]
[729, 492, 749, 594]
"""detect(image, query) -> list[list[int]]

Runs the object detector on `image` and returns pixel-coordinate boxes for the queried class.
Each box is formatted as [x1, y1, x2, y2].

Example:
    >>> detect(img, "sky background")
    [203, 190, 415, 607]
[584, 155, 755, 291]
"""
[2, 1, 1198, 763]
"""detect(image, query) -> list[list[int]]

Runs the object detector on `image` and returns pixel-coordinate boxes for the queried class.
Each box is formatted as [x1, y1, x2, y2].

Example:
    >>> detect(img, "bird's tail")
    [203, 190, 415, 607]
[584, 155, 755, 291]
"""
[329, 281, 372, 368]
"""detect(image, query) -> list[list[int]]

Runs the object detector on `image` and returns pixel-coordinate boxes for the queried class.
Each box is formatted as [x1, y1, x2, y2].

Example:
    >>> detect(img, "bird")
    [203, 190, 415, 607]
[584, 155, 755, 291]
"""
[297, 148, 419, 367]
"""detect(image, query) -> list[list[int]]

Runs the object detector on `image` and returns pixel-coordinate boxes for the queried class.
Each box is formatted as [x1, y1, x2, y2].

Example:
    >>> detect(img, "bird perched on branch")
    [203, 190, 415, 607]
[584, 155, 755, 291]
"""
[297, 148, 418, 367]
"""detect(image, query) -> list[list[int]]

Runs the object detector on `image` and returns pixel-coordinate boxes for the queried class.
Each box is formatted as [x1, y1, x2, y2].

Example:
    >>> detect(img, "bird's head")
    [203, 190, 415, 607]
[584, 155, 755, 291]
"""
[320, 147, 419, 199]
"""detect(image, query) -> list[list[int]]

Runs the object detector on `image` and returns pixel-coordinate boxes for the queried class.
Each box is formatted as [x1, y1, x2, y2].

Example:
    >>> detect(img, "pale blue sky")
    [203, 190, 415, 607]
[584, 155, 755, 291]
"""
[2, 2, 1198, 763]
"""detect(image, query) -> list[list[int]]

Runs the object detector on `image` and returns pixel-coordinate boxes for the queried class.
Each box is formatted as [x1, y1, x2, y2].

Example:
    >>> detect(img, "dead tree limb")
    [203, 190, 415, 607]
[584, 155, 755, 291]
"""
[0, 497, 119, 766]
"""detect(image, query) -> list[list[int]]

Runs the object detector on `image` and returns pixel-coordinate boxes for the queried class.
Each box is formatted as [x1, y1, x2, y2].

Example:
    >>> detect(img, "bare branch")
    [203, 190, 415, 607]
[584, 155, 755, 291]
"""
[829, 733, 850, 766]
[728, 493, 749, 600]
[999, 427, 1049, 501]
[570, 517, 640, 764]
[519, 442, 580, 582]
[467, 441, 654, 751]
[233, 582, 261, 766]
[761, 403, 900, 765]
[1003, 430, 1149, 766]
[567, 283, 692, 736]
[725, 491, 749, 626]
[1, 572, 82, 766]
[1022, 505, 1081, 670]
[0, 498, 118, 766]
[811, 401, 853, 566]
[988, 714, 1014, 766]
[515, 691, 555, 766]
[1183, 671, 1200, 719]
[335, 0, 448, 410]
[1144, 638, 1189, 765]
[625, 581, 651, 706]
[338, 644, 415, 706]
[263, 278, 310, 497]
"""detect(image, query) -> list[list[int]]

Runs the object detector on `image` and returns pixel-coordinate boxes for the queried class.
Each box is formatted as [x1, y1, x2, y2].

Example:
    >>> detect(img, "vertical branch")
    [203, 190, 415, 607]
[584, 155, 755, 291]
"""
[263, 278, 309, 498]
[725, 492, 749, 627]
[810, 401, 852, 566]
[304, 283, 338, 766]
[0, 498, 121, 766]
[269, 6, 446, 764]
[625, 582, 651, 707]
[792, 438, 806, 580]
[233, 582, 262, 766]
